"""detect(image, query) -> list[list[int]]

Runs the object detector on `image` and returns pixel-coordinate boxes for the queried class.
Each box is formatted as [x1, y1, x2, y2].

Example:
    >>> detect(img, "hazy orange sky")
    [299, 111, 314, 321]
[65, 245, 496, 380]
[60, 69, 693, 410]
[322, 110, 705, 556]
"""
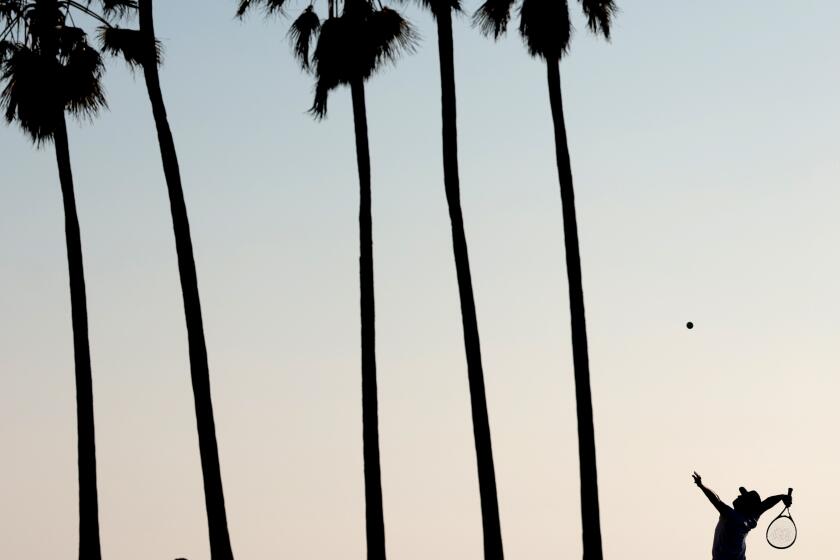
[1, 1, 839, 558]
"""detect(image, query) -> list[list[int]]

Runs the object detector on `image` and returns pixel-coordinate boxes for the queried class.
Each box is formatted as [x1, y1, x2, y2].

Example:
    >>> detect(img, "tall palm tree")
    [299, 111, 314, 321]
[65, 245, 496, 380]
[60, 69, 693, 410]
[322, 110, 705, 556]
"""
[235, 1, 414, 558]
[1, 2, 108, 558]
[98, 1, 235, 557]
[473, 0, 617, 558]
[411, 0, 504, 557]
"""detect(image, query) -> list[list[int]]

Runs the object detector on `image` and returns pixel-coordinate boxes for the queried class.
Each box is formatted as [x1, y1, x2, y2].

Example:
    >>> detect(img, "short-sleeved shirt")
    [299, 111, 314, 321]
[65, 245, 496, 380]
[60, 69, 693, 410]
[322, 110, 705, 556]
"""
[712, 506, 758, 560]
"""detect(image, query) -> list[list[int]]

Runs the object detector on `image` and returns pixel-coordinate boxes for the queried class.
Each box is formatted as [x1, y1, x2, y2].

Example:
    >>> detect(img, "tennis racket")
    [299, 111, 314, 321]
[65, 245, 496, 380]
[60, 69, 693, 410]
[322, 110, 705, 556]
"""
[766, 488, 796, 549]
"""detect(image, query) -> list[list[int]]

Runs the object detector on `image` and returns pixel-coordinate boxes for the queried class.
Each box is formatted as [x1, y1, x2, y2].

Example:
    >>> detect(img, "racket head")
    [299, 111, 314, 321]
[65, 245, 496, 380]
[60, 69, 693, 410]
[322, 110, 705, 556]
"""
[766, 509, 797, 549]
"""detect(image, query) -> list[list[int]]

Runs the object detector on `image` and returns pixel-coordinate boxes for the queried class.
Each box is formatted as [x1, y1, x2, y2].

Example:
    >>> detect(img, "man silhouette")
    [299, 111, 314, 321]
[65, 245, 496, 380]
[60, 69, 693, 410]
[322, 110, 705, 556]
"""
[693, 472, 792, 560]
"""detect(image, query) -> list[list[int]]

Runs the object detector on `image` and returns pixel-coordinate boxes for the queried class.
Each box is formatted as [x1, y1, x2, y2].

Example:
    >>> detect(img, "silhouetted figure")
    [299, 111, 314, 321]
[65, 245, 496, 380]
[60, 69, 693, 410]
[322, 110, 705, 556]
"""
[693, 472, 792, 560]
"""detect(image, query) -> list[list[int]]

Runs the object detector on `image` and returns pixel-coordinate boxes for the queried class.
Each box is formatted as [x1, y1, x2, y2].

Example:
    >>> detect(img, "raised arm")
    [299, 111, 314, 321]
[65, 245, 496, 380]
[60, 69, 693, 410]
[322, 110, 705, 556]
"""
[693, 472, 728, 515]
[758, 488, 793, 518]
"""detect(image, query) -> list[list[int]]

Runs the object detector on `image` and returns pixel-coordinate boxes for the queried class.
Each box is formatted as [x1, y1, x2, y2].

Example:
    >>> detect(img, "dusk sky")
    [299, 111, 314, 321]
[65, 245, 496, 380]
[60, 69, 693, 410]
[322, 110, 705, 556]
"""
[1, 1, 839, 558]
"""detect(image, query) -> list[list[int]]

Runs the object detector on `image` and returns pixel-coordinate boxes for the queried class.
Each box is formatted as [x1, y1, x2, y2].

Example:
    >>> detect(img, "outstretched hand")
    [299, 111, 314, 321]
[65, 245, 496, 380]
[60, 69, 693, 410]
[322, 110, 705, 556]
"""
[693, 471, 702, 487]
[783, 492, 793, 508]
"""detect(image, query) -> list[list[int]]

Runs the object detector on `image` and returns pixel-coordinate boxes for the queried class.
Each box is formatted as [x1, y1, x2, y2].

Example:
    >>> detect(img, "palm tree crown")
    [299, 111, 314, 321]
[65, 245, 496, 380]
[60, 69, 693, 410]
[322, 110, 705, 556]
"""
[238, 0, 414, 117]
[474, 0, 615, 59]
[1, 0, 107, 143]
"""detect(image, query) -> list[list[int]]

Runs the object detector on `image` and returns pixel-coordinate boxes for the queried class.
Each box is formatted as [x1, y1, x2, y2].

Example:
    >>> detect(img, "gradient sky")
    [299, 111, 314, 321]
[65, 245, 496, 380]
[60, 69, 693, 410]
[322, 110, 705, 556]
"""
[2, 1, 839, 558]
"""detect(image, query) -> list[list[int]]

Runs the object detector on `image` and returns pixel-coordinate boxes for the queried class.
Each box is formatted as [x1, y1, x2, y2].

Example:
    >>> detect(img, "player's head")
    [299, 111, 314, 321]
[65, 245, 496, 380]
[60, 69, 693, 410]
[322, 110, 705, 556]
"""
[733, 487, 761, 517]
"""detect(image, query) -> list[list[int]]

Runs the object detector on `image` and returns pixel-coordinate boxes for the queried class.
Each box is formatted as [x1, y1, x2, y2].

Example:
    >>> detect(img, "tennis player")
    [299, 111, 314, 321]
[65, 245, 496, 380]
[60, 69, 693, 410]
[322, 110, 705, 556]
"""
[692, 472, 792, 560]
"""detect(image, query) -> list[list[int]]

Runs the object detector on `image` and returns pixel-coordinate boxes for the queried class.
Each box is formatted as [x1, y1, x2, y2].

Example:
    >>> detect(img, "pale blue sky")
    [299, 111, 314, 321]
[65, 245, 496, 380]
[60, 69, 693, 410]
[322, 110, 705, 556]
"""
[1, 1, 839, 559]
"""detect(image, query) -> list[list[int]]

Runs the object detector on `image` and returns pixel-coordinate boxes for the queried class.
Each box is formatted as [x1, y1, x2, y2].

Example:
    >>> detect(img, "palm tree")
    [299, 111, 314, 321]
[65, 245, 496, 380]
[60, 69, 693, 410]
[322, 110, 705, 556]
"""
[235, 1, 414, 558]
[97, 1, 235, 557]
[472, 0, 617, 558]
[1, 2, 108, 558]
[409, 0, 505, 557]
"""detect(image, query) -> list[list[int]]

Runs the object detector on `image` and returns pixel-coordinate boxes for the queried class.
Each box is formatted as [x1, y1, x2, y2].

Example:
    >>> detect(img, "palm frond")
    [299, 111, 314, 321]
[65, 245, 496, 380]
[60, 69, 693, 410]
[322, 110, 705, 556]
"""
[0, 39, 13, 62]
[57, 25, 87, 56]
[265, 0, 291, 15]
[236, 0, 289, 18]
[310, 16, 350, 81]
[99, 0, 138, 18]
[308, 16, 350, 118]
[518, 0, 571, 60]
[309, 80, 329, 118]
[288, 6, 320, 70]
[578, 0, 616, 39]
[472, 0, 516, 39]
[98, 26, 160, 67]
[0, 3, 19, 20]
[61, 40, 107, 120]
[365, 7, 416, 67]
[1, 44, 64, 142]
[235, 0, 254, 18]
[1, 4, 24, 44]
[26, 4, 63, 48]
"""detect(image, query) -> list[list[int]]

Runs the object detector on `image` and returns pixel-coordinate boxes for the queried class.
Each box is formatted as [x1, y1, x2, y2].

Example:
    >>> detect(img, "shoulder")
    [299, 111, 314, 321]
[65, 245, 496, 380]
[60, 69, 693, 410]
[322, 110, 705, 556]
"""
[718, 503, 736, 517]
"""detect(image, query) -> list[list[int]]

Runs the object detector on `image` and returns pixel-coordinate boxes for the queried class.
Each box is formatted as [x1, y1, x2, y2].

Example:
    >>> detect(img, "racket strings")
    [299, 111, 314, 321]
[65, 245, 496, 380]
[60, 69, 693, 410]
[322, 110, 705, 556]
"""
[767, 515, 796, 549]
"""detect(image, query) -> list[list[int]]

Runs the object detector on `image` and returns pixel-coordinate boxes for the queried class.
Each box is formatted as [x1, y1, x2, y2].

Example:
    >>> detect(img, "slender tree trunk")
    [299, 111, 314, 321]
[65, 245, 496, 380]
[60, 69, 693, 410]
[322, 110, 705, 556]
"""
[138, 2, 234, 558]
[350, 78, 387, 560]
[55, 113, 102, 560]
[435, 10, 504, 560]
[546, 59, 603, 560]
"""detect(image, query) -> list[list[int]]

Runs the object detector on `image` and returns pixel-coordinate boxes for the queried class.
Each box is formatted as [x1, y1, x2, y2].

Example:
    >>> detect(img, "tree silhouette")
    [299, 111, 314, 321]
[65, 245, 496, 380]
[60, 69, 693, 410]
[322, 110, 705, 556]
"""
[409, 0, 505, 557]
[1, 1, 109, 558]
[473, 0, 617, 558]
[98, 1, 236, 558]
[236, 1, 414, 558]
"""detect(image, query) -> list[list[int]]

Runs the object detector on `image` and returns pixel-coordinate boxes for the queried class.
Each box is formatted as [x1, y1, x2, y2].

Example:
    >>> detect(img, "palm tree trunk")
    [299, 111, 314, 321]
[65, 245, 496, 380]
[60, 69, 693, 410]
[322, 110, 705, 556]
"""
[434, 10, 504, 560]
[350, 78, 387, 560]
[55, 113, 102, 560]
[138, 2, 234, 558]
[546, 59, 603, 560]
